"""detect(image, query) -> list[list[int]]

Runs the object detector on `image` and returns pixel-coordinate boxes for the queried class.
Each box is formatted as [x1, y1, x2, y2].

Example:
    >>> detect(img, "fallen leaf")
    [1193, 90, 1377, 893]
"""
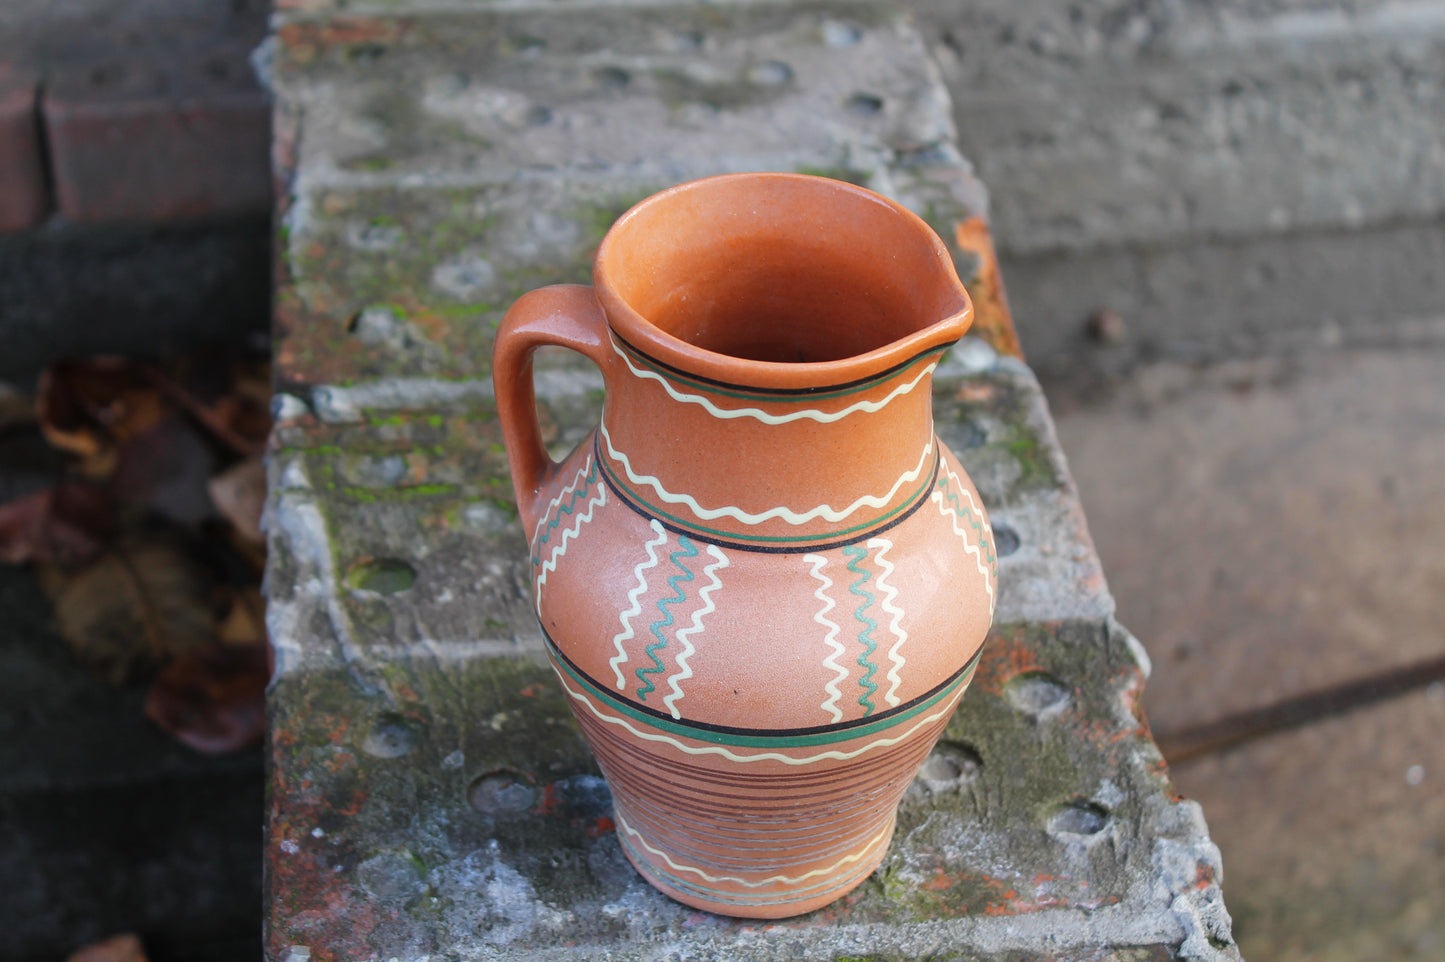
[37, 359, 167, 476]
[217, 586, 267, 646]
[208, 457, 266, 542]
[43, 534, 217, 684]
[110, 415, 220, 526]
[148, 364, 267, 459]
[0, 481, 115, 565]
[65, 934, 147, 962]
[144, 639, 269, 753]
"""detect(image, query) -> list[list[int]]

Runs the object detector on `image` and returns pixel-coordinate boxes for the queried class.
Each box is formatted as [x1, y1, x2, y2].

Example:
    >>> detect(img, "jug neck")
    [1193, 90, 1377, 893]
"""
[594, 332, 952, 552]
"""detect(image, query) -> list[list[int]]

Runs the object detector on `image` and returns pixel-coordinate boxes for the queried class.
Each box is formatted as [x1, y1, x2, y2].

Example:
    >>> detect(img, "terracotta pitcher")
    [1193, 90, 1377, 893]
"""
[493, 173, 997, 918]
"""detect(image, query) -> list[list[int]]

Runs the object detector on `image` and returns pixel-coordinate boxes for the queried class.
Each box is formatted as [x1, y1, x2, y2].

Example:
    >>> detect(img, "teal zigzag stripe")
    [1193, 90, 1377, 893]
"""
[842, 545, 879, 718]
[532, 460, 599, 565]
[636, 534, 698, 701]
[940, 474, 996, 567]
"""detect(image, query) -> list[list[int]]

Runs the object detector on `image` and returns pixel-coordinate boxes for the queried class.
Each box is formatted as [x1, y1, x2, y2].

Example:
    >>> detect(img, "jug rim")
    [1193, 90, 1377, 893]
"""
[593, 173, 973, 393]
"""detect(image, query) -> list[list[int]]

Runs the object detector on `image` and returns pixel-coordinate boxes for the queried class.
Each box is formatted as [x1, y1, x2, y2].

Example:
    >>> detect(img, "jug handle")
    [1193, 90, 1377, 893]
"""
[493, 284, 614, 535]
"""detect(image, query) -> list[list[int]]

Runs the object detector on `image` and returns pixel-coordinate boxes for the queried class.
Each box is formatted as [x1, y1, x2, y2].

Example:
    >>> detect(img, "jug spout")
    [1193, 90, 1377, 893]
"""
[595, 173, 972, 393]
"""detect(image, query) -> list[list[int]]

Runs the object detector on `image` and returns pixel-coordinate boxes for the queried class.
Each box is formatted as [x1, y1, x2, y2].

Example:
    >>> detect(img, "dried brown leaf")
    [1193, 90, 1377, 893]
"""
[148, 365, 267, 459]
[65, 934, 147, 962]
[45, 535, 217, 684]
[110, 415, 220, 526]
[37, 359, 168, 475]
[0, 482, 115, 565]
[217, 586, 267, 646]
[144, 640, 269, 753]
[207, 457, 266, 542]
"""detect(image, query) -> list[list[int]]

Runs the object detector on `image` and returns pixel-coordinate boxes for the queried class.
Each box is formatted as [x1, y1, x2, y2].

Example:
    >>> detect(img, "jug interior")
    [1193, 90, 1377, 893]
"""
[600, 177, 968, 365]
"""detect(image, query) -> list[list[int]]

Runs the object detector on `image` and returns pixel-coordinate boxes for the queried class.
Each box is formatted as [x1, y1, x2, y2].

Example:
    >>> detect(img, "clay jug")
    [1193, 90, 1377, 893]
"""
[493, 173, 997, 918]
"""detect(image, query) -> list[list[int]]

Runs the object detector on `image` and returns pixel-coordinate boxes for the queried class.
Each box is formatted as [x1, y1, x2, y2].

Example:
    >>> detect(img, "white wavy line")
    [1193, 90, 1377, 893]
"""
[531, 454, 592, 551]
[612, 336, 937, 425]
[610, 519, 668, 689]
[602, 420, 934, 527]
[615, 811, 891, 888]
[534, 481, 607, 618]
[932, 470, 996, 617]
[553, 666, 973, 766]
[662, 544, 729, 720]
[806, 553, 848, 724]
[869, 538, 908, 708]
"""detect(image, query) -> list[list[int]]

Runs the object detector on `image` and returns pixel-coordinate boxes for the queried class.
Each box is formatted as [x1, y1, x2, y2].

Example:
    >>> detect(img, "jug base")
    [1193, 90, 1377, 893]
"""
[614, 810, 897, 919]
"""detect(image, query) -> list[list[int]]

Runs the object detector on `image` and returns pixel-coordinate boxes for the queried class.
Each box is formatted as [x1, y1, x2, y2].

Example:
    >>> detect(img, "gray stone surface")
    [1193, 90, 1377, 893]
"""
[911, 0, 1445, 254]
[904, 0, 1445, 379]
[1052, 347, 1445, 960]
[264, 356, 1233, 961]
[999, 218, 1445, 387]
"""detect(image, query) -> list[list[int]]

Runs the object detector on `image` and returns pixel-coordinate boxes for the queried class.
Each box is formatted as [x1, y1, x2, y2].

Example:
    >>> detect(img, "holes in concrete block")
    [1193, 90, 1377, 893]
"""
[845, 92, 884, 116]
[992, 522, 1021, 557]
[347, 221, 405, 252]
[347, 558, 416, 595]
[915, 741, 982, 793]
[356, 849, 427, 901]
[362, 715, 420, 758]
[955, 421, 987, 450]
[667, 29, 705, 52]
[522, 105, 553, 127]
[550, 773, 613, 818]
[823, 21, 864, 47]
[346, 44, 388, 65]
[745, 60, 794, 86]
[431, 253, 497, 301]
[1003, 671, 1070, 717]
[508, 35, 547, 56]
[468, 769, 538, 815]
[1047, 799, 1110, 838]
[593, 66, 632, 90]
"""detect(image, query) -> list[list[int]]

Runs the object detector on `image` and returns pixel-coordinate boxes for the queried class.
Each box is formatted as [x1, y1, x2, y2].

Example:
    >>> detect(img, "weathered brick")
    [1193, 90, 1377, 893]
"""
[0, 65, 49, 232]
[44, 42, 270, 223]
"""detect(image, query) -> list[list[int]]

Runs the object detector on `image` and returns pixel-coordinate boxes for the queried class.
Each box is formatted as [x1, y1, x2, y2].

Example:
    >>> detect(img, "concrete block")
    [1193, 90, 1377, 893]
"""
[0, 65, 48, 232]
[44, 41, 271, 223]
[268, 2, 988, 390]
[1000, 217, 1445, 386]
[911, 0, 1445, 253]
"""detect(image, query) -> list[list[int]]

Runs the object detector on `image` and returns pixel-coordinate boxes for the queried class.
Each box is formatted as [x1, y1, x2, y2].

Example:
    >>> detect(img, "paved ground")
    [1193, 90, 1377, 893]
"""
[1048, 345, 1445, 962]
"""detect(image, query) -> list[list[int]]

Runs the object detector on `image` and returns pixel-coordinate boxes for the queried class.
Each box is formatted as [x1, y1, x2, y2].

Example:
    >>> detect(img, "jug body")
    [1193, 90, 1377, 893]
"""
[494, 174, 997, 917]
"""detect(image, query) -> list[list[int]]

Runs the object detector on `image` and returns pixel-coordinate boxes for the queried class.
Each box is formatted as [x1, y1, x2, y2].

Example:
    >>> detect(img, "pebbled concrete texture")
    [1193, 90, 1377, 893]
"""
[1052, 347, 1445, 961]
[912, 0, 1445, 254]
[905, 0, 1445, 378]
[265, 1, 1238, 958]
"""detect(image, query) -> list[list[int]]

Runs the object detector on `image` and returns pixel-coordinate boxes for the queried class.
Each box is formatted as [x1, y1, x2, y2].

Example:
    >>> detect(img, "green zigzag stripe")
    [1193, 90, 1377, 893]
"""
[636, 534, 698, 701]
[939, 473, 996, 567]
[548, 630, 982, 748]
[532, 460, 599, 565]
[842, 545, 879, 718]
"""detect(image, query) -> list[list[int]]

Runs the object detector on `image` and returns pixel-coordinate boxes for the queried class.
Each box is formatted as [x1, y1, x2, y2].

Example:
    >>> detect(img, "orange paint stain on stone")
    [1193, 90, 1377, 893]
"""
[974, 627, 1046, 696]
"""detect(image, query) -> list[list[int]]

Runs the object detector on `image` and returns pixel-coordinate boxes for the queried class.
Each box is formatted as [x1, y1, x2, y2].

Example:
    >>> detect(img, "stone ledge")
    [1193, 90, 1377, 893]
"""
[265, 2, 1239, 958]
